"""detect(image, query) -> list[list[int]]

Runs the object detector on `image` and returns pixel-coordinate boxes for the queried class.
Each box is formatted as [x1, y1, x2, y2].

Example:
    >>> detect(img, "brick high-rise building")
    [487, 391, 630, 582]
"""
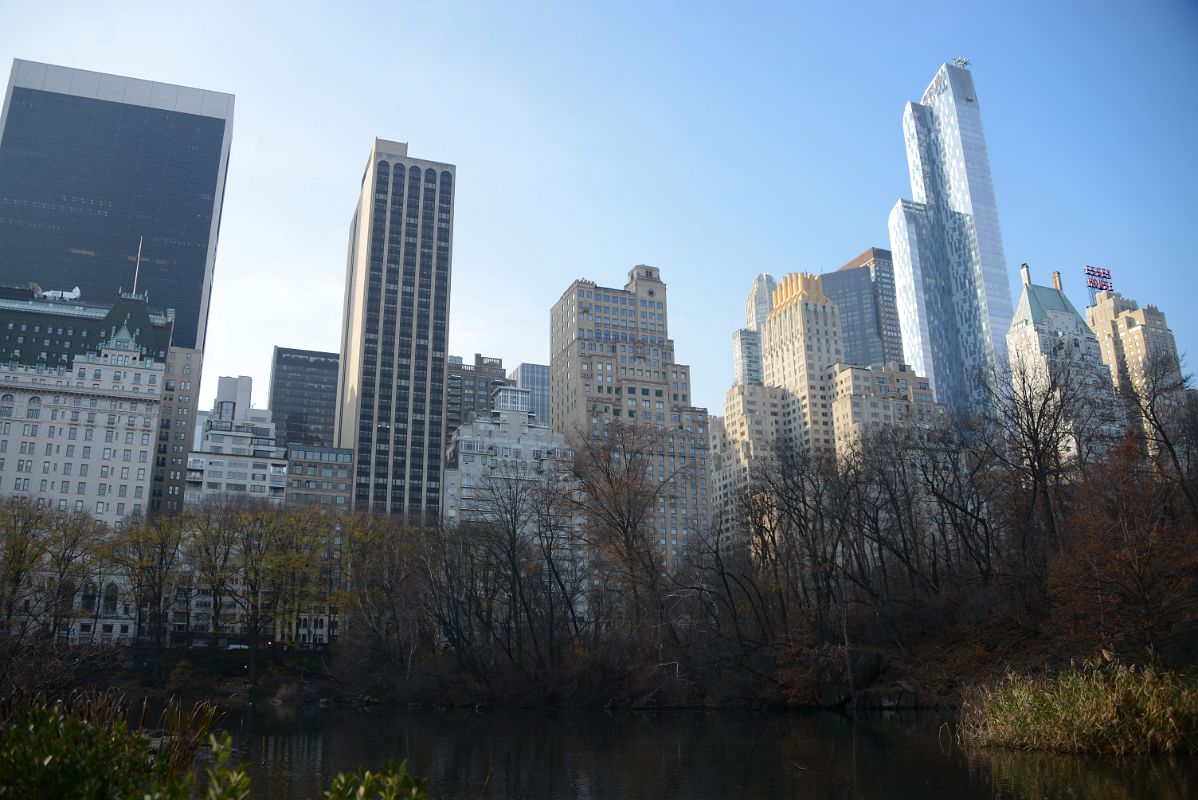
[446, 353, 511, 445]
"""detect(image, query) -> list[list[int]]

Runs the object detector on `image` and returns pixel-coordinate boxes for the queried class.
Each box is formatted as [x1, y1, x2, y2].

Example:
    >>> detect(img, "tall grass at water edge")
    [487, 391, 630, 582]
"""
[960, 657, 1198, 756]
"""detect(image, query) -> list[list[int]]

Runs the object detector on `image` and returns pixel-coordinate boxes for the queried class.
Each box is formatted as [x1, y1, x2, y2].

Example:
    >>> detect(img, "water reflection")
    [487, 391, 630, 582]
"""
[222, 706, 1189, 800]
[977, 748, 1194, 800]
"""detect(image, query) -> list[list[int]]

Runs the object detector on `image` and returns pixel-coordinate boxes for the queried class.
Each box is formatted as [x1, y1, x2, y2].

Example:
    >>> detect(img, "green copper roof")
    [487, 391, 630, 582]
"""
[1011, 282, 1084, 330]
[0, 290, 174, 367]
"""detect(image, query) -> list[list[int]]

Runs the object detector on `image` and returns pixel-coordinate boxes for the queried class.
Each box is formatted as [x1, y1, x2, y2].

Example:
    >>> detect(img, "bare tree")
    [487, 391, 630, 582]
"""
[42, 511, 102, 641]
[341, 513, 431, 684]
[1124, 353, 1197, 519]
[108, 512, 189, 647]
[0, 499, 52, 645]
[569, 422, 681, 643]
[226, 500, 286, 686]
[189, 496, 240, 644]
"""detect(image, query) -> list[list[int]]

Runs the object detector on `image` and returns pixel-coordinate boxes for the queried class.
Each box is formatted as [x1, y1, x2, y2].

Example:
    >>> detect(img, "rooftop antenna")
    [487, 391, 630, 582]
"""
[131, 236, 144, 296]
[952, 56, 971, 68]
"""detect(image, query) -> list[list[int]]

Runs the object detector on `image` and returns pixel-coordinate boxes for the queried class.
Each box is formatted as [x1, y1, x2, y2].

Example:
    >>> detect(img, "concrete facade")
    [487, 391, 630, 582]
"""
[184, 376, 287, 506]
[284, 445, 352, 509]
[1007, 266, 1123, 459]
[443, 386, 574, 525]
[829, 361, 945, 460]
[0, 290, 168, 526]
[761, 273, 843, 454]
[549, 266, 709, 569]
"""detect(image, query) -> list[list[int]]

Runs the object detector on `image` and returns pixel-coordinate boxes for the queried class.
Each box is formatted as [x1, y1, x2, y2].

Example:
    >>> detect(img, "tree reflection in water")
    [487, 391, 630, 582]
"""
[224, 707, 1191, 800]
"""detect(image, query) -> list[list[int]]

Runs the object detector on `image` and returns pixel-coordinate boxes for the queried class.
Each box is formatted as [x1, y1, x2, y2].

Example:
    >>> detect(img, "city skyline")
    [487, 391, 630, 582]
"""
[1, 2, 1195, 415]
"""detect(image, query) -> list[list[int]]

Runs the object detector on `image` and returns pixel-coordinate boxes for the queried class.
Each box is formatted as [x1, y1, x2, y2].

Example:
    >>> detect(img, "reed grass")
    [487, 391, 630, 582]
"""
[960, 657, 1198, 755]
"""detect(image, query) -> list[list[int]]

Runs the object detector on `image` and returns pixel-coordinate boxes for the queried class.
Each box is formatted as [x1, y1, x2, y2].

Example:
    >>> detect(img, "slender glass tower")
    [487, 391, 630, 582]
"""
[888, 62, 1012, 417]
[733, 273, 776, 386]
[0, 60, 234, 351]
[335, 140, 454, 521]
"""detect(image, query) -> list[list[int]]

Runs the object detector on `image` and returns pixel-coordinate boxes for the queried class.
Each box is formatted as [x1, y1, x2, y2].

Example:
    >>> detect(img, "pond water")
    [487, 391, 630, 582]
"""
[222, 706, 1193, 800]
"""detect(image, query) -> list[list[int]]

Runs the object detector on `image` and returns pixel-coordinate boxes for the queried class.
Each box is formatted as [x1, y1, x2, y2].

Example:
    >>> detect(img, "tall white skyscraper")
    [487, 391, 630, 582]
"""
[732, 273, 776, 386]
[745, 273, 777, 332]
[335, 139, 455, 521]
[888, 62, 1012, 417]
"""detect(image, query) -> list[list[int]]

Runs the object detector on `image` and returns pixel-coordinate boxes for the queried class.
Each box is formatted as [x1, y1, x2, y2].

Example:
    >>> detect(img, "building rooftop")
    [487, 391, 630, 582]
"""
[837, 247, 893, 272]
[9, 59, 234, 120]
[0, 287, 174, 366]
[1012, 274, 1084, 330]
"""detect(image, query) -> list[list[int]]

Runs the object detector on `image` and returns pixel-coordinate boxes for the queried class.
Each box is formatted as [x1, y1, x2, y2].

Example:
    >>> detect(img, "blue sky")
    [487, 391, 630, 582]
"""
[3, 1, 1196, 413]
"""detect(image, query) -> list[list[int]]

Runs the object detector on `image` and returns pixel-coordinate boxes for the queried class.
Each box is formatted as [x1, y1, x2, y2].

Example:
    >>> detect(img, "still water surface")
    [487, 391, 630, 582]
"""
[223, 706, 1192, 800]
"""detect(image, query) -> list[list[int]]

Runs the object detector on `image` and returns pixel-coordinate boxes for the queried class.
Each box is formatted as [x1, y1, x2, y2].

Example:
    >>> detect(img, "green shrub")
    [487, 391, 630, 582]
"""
[166, 659, 195, 693]
[0, 691, 427, 799]
[322, 761, 428, 799]
[202, 733, 250, 800]
[961, 657, 1198, 755]
[0, 704, 170, 799]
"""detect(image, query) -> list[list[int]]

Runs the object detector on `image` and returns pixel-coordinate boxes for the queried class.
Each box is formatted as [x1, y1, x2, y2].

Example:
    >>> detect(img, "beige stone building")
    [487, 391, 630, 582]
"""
[830, 362, 945, 459]
[707, 382, 783, 555]
[1007, 267, 1122, 461]
[1086, 289, 1180, 396]
[549, 266, 708, 569]
[710, 273, 945, 560]
[761, 273, 843, 454]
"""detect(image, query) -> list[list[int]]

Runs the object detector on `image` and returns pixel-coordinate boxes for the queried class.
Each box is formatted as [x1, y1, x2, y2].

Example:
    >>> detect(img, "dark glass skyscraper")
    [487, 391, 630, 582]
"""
[0, 60, 234, 351]
[822, 248, 903, 369]
[335, 140, 454, 521]
[269, 347, 339, 448]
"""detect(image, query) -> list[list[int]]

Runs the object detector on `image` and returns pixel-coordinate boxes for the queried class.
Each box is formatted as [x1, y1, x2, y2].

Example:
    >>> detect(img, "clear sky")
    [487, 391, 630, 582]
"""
[2, 0, 1196, 414]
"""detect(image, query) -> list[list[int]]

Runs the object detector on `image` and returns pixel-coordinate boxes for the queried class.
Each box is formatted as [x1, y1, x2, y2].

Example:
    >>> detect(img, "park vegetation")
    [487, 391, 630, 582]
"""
[960, 656, 1198, 755]
[0, 356, 1194, 720]
[0, 690, 428, 799]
